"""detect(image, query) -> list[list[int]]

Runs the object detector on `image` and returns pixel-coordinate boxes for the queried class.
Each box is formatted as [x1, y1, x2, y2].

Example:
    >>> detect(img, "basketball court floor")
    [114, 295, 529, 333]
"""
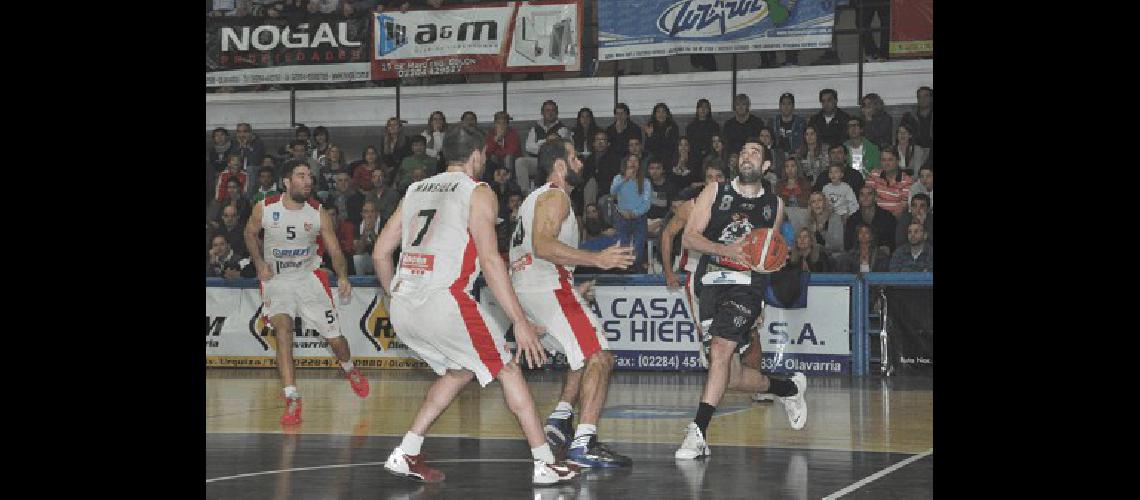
[206, 368, 933, 499]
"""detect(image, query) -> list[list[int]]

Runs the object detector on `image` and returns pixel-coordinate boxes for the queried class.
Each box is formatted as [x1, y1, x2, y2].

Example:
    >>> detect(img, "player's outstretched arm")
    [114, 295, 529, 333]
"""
[532, 191, 634, 270]
[372, 200, 404, 294]
[660, 200, 692, 289]
[682, 182, 747, 262]
[319, 206, 351, 298]
[244, 201, 272, 281]
[470, 185, 547, 368]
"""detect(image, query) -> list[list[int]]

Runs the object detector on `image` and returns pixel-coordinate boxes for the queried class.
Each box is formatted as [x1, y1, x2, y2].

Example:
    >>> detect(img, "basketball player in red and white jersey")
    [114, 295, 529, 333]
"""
[371, 125, 578, 485]
[509, 139, 636, 468]
[244, 160, 370, 426]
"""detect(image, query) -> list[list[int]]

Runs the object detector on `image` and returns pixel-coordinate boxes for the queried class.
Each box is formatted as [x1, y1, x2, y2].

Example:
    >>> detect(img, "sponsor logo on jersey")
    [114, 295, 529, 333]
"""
[304, 222, 312, 232]
[273, 211, 281, 222]
[510, 253, 533, 273]
[272, 248, 311, 258]
[763, 205, 773, 221]
[398, 252, 435, 276]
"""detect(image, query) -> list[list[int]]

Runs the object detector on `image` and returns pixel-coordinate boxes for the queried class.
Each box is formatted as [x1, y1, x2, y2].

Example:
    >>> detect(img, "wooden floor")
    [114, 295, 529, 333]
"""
[206, 368, 933, 499]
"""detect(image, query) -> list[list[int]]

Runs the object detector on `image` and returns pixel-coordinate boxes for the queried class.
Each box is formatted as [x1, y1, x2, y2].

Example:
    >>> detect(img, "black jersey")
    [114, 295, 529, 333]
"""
[696, 180, 780, 284]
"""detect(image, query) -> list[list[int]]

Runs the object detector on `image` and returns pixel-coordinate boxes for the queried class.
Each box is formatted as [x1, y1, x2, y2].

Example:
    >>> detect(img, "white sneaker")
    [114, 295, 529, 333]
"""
[674, 422, 711, 459]
[778, 372, 807, 430]
[533, 460, 577, 485]
[752, 392, 776, 402]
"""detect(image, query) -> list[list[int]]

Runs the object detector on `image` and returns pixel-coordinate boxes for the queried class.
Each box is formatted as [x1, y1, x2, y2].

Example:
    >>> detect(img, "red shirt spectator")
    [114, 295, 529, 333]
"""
[775, 158, 814, 208]
[865, 149, 914, 217]
[215, 155, 249, 202]
[486, 111, 522, 162]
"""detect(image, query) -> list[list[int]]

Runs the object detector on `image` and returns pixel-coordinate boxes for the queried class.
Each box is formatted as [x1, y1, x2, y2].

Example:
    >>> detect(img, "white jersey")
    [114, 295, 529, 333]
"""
[510, 182, 578, 292]
[391, 171, 483, 300]
[260, 194, 323, 278]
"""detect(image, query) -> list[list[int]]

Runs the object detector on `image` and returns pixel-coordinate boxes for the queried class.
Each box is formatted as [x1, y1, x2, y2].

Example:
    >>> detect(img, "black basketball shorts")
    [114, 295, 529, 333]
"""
[698, 282, 768, 347]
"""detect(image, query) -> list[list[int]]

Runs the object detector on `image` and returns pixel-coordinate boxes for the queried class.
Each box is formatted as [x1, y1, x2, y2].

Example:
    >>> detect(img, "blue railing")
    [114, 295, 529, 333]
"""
[207, 271, 931, 375]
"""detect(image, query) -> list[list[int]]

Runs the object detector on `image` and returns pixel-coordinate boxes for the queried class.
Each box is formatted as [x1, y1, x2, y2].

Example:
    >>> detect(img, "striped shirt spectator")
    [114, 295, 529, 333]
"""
[865, 149, 914, 217]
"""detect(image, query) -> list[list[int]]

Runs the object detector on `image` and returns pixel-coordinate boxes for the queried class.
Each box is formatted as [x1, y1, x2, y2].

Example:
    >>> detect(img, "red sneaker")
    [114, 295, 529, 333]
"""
[344, 367, 370, 398]
[281, 397, 302, 425]
[384, 448, 445, 483]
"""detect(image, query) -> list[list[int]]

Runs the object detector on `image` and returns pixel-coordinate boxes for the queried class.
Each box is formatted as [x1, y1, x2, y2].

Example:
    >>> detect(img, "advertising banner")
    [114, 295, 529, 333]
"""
[597, 0, 835, 61]
[206, 15, 373, 87]
[372, 0, 583, 79]
[889, 0, 933, 59]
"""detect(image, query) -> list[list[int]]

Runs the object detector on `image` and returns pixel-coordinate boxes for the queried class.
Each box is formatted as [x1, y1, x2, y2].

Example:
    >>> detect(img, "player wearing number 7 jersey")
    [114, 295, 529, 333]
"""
[244, 160, 370, 427]
[371, 125, 578, 485]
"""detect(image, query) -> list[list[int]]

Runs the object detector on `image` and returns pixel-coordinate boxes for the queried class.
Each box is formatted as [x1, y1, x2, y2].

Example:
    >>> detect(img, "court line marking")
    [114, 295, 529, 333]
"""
[205, 459, 535, 483]
[821, 447, 933, 499]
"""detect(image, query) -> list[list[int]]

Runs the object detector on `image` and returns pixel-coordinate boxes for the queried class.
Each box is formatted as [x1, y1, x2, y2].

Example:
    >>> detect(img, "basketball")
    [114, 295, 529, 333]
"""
[740, 227, 789, 273]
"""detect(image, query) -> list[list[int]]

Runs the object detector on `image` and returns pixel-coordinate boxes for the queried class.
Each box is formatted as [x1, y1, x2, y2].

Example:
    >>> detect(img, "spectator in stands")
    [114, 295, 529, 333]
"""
[322, 202, 357, 275]
[348, 166, 376, 224]
[686, 98, 720, 161]
[315, 145, 346, 201]
[588, 131, 622, 206]
[352, 200, 383, 274]
[311, 126, 332, 161]
[215, 203, 250, 257]
[894, 122, 928, 176]
[341, 0, 379, 18]
[206, 234, 251, 279]
[644, 103, 680, 169]
[845, 185, 897, 253]
[572, 107, 601, 158]
[606, 102, 643, 161]
[704, 134, 728, 174]
[788, 227, 835, 272]
[894, 193, 932, 248]
[215, 154, 250, 203]
[860, 93, 893, 148]
[489, 166, 522, 218]
[770, 92, 806, 153]
[836, 223, 890, 274]
[370, 168, 399, 229]
[330, 171, 363, 225]
[889, 222, 933, 272]
[460, 111, 477, 128]
[721, 93, 764, 156]
[844, 116, 881, 175]
[580, 202, 618, 243]
[865, 148, 914, 217]
[312, 0, 341, 15]
[285, 139, 313, 173]
[518, 100, 570, 193]
[899, 86, 933, 148]
[776, 157, 813, 209]
[611, 155, 652, 272]
[670, 137, 703, 192]
[797, 124, 830, 184]
[757, 127, 786, 175]
[233, 122, 266, 175]
[379, 117, 411, 173]
[822, 163, 859, 218]
[208, 127, 233, 174]
[909, 164, 933, 209]
[485, 111, 522, 183]
[813, 144, 865, 194]
[646, 157, 677, 239]
[807, 89, 851, 148]
[251, 166, 281, 204]
[495, 191, 523, 255]
[806, 191, 845, 257]
[397, 135, 435, 191]
[282, 125, 313, 158]
[422, 111, 447, 161]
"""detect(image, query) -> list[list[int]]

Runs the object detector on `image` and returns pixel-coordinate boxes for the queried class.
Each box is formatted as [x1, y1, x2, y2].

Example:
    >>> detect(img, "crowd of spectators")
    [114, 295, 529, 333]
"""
[207, 85, 933, 279]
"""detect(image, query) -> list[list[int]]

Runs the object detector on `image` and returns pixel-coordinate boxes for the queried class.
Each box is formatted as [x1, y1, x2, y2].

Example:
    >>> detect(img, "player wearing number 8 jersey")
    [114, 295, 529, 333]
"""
[244, 160, 370, 427]
[372, 125, 577, 485]
[509, 139, 636, 468]
[675, 140, 808, 461]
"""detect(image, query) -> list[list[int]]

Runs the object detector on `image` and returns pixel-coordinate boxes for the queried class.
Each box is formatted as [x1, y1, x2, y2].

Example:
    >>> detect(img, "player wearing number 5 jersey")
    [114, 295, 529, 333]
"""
[509, 139, 635, 468]
[244, 160, 370, 427]
[372, 125, 577, 485]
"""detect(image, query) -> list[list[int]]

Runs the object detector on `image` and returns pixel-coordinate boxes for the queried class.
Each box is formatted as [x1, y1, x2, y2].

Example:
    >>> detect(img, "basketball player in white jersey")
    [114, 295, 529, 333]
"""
[509, 139, 636, 468]
[675, 141, 808, 461]
[371, 125, 578, 485]
[244, 160, 370, 426]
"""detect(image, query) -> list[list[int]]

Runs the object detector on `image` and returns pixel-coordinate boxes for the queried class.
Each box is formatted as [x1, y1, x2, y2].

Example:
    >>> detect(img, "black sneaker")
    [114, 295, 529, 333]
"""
[544, 415, 574, 452]
[568, 435, 633, 468]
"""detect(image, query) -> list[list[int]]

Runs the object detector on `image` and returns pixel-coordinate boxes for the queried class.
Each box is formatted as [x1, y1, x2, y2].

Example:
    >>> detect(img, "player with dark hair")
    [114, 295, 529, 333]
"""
[675, 140, 808, 460]
[509, 138, 636, 468]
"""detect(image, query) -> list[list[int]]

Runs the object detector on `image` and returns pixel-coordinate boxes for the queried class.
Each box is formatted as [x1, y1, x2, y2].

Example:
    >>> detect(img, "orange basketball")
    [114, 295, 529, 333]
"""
[740, 227, 789, 273]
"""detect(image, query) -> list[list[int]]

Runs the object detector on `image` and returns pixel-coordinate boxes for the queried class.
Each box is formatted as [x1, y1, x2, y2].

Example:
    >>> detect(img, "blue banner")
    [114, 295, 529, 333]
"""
[597, 0, 835, 61]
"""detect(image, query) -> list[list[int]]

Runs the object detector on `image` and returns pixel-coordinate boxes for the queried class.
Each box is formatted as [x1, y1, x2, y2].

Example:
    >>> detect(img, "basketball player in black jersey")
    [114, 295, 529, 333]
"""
[675, 140, 808, 460]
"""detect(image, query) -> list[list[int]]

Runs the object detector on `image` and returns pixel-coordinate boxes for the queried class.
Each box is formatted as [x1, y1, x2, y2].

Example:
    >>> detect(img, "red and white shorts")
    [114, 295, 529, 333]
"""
[260, 269, 342, 339]
[389, 289, 513, 387]
[517, 284, 608, 371]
